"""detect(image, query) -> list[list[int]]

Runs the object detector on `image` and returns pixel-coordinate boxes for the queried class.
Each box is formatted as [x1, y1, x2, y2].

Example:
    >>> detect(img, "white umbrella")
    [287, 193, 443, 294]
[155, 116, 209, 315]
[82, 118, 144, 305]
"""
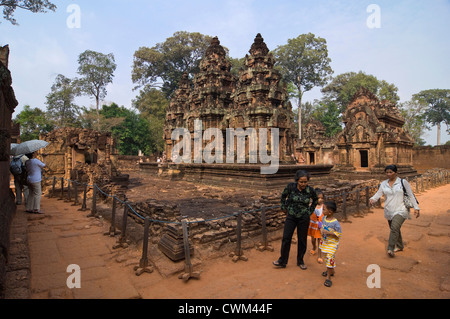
[11, 140, 49, 156]
[10, 143, 18, 150]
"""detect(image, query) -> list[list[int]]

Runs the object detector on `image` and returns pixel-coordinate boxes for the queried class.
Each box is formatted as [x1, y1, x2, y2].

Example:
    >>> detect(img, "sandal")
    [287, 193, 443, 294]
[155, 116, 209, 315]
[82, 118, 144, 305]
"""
[317, 258, 323, 264]
[324, 279, 332, 287]
[309, 250, 316, 256]
[298, 264, 307, 270]
[322, 271, 334, 277]
[272, 261, 286, 268]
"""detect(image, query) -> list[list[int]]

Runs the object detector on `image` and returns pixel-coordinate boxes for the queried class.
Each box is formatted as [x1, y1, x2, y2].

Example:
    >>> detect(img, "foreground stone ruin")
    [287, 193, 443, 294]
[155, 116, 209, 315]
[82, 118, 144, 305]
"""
[40, 127, 129, 197]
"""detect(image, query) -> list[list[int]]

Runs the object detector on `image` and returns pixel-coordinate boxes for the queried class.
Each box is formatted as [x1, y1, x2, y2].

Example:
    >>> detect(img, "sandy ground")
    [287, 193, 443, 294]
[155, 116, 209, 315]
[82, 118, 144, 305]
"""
[24, 181, 450, 300]
[134, 183, 450, 299]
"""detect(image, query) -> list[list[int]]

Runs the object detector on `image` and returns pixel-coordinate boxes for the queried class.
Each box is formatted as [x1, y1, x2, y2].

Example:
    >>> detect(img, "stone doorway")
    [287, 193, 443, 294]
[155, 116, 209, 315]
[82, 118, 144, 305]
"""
[359, 150, 369, 168]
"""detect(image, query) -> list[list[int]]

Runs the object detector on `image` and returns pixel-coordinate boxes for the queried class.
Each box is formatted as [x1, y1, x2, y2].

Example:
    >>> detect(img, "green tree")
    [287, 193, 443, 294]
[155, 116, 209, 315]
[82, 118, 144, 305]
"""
[75, 50, 117, 127]
[399, 100, 427, 146]
[13, 105, 54, 141]
[1, 0, 56, 25]
[311, 101, 343, 137]
[321, 71, 400, 113]
[132, 31, 213, 99]
[273, 33, 334, 139]
[132, 87, 168, 154]
[45, 74, 80, 127]
[413, 89, 450, 145]
[99, 103, 154, 156]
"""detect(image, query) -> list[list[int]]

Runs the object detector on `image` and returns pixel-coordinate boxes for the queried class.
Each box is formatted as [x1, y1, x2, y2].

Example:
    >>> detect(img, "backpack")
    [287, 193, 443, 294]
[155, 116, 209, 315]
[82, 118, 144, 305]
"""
[10, 156, 24, 175]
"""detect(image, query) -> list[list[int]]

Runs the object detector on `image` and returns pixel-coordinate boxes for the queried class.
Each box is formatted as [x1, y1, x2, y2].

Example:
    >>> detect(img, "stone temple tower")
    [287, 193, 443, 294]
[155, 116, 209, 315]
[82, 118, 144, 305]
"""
[164, 34, 296, 164]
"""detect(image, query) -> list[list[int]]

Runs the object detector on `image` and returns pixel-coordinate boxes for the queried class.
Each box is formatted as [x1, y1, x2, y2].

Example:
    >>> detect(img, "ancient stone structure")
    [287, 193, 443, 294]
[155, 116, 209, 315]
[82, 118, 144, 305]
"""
[0, 45, 18, 298]
[164, 34, 296, 165]
[334, 87, 416, 176]
[40, 127, 128, 195]
[298, 119, 337, 165]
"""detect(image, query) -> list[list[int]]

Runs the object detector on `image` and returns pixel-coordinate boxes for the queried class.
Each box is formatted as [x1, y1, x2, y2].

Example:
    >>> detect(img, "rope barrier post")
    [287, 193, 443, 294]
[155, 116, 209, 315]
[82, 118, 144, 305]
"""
[50, 176, 56, 198]
[87, 184, 98, 217]
[231, 212, 248, 262]
[78, 184, 88, 212]
[134, 217, 154, 276]
[65, 180, 72, 202]
[113, 203, 130, 249]
[257, 207, 274, 252]
[58, 177, 64, 200]
[104, 196, 121, 237]
[71, 182, 79, 206]
[342, 192, 351, 223]
[178, 219, 201, 282]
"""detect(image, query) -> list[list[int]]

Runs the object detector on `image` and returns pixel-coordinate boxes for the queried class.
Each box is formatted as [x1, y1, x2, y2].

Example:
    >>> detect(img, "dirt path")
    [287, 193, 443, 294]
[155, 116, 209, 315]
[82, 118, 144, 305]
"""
[139, 185, 450, 299]
[25, 183, 450, 299]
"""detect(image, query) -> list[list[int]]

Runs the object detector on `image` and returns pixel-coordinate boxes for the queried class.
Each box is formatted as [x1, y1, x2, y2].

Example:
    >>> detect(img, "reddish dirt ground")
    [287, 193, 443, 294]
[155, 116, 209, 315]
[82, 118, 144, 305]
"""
[24, 180, 450, 299]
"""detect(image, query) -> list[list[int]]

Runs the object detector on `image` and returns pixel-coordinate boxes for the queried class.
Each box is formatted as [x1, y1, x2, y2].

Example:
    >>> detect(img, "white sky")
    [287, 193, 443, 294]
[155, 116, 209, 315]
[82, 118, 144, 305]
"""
[1, 0, 449, 145]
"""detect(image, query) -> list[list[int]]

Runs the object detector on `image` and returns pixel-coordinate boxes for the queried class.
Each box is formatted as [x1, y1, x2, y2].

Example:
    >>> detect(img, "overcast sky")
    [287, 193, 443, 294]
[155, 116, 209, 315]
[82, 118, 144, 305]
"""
[1, 0, 449, 145]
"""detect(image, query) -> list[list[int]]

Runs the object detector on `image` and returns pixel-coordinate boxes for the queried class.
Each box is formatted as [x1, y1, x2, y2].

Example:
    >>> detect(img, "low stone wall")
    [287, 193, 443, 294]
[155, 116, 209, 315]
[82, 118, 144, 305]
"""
[413, 145, 450, 172]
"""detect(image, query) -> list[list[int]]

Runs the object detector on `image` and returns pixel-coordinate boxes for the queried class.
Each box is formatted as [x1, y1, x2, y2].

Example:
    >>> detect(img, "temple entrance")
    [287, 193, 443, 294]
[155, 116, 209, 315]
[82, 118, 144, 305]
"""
[359, 150, 368, 168]
[308, 152, 315, 165]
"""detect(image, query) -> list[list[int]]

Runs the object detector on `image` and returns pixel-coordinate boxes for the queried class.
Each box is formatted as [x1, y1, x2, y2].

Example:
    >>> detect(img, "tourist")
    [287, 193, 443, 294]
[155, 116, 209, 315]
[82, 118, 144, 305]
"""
[308, 188, 324, 264]
[273, 170, 318, 270]
[25, 152, 46, 214]
[320, 201, 342, 288]
[10, 154, 29, 205]
[369, 164, 420, 257]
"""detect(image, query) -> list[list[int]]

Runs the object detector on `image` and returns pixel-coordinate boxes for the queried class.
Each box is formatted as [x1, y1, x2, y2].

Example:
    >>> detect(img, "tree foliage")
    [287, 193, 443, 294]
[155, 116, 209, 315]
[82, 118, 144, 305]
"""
[273, 33, 333, 108]
[45, 74, 80, 127]
[13, 105, 54, 141]
[75, 50, 117, 123]
[132, 87, 168, 154]
[321, 71, 400, 113]
[0, 0, 56, 24]
[398, 100, 427, 146]
[412, 89, 450, 145]
[132, 31, 213, 99]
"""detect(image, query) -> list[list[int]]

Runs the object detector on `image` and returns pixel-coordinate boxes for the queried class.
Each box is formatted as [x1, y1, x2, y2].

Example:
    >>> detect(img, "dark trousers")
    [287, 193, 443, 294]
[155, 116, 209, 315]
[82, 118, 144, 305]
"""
[278, 214, 310, 266]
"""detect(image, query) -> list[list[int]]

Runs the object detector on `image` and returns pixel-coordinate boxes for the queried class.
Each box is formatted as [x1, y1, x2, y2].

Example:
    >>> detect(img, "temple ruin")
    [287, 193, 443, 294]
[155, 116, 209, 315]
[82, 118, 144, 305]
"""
[40, 127, 129, 196]
[334, 87, 416, 177]
[164, 34, 297, 165]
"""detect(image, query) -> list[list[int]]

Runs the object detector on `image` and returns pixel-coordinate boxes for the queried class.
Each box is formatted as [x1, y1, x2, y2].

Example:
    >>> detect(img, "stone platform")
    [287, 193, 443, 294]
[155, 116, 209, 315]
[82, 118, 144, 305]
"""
[139, 163, 334, 189]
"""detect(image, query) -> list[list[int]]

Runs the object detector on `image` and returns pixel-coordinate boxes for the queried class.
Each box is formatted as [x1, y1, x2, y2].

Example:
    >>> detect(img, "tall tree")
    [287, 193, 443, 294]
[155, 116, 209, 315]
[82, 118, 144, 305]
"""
[321, 71, 400, 113]
[132, 87, 168, 154]
[13, 105, 54, 141]
[273, 33, 333, 139]
[100, 103, 153, 156]
[399, 100, 427, 146]
[75, 50, 117, 128]
[45, 74, 80, 127]
[0, 0, 56, 25]
[132, 31, 213, 99]
[413, 89, 450, 145]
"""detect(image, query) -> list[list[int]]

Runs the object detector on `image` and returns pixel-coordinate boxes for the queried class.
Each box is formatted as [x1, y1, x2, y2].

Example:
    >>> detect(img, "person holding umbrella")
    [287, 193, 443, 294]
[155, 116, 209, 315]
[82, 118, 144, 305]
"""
[25, 152, 46, 214]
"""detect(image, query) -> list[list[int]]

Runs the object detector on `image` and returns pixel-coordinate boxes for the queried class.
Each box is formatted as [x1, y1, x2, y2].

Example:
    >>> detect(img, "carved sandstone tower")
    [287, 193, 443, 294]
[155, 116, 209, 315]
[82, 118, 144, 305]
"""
[164, 34, 296, 164]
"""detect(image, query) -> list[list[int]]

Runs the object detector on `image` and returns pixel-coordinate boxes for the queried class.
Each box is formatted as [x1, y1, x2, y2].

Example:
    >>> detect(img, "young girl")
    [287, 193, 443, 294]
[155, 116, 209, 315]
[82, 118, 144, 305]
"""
[308, 189, 324, 263]
[319, 201, 342, 288]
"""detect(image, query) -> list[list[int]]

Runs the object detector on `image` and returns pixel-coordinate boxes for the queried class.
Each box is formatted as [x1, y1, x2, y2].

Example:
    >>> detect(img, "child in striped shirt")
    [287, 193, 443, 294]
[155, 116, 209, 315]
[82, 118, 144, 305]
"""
[319, 201, 342, 288]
